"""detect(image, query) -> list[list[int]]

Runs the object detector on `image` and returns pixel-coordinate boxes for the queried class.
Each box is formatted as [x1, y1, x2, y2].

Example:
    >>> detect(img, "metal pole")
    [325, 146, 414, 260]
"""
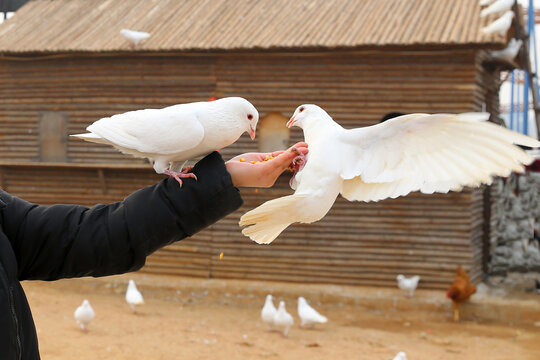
[511, 71, 515, 130]
[513, 1, 540, 138]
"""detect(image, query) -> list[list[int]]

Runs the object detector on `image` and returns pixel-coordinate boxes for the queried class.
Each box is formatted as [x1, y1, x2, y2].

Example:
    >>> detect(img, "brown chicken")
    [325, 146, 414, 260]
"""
[446, 266, 476, 321]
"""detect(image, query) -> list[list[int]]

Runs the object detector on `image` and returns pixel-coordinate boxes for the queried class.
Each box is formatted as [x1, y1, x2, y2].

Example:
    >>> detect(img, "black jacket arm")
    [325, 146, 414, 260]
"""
[0, 152, 242, 281]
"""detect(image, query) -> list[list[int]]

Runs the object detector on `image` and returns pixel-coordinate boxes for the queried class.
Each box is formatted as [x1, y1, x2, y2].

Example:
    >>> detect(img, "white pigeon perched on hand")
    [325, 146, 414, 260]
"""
[125, 279, 144, 313]
[274, 301, 294, 337]
[297, 296, 327, 328]
[480, 0, 514, 18]
[392, 352, 408, 360]
[240, 105, 540, 244]
[74, 299, 94, 332]
[120, 29, 150, 47]
[490, 38, 522, 63]
[397, 275, 420, 298]
[481, 10, 514, 37]
[261, 294, 277, 330]
[72, 97, 258, 187]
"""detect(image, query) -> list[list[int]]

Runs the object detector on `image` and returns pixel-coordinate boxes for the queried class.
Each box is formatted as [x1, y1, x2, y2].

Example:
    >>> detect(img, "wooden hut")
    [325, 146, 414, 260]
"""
[0, 0, 508, 288]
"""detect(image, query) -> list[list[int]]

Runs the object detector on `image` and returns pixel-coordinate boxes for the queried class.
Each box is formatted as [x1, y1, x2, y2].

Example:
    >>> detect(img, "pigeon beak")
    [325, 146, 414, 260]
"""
[286, 115, 296, 128]
[249, 126, 256, 140]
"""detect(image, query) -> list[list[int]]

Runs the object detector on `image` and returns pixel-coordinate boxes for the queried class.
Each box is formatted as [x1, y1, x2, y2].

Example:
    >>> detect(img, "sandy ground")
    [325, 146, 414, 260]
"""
[23, 276, 540, 360]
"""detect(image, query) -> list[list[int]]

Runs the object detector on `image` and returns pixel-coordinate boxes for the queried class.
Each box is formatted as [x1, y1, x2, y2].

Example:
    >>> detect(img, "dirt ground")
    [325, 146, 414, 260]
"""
[23, 275, 540, 360]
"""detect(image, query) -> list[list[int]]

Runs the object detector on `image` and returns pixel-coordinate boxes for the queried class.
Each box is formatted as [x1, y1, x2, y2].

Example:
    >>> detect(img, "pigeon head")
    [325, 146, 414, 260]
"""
[298, 296, 307, 305]
[265, 294, 273, 302]
[396, 274, 405, 281]
[278, 300, 286, 311]
[287, 104, 330, 130]
[216, 97, 259, 140]
[82, 299, 90, 307]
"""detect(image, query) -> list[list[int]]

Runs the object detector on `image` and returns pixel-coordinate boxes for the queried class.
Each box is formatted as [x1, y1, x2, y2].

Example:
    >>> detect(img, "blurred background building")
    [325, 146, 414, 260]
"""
[0, 0, 537, 288]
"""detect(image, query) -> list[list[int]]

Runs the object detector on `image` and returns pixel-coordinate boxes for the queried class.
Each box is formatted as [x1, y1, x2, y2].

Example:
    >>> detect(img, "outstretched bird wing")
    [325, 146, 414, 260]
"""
[338, 113, 539, 202]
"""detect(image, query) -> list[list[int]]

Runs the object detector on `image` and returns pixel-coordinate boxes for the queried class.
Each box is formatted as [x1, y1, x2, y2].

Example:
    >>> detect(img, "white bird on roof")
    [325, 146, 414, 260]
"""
[274, 301, 294, 337]
[74, 299, 94, 332]
[397, 275, 420, 298]
[489, 38, 522, 62]
[480, 0, 514, 18]
[71, 97, 258, 187]
[261, 294, 277, 330]
[125, 280, 145, 313]
[297, 296, 327, 327]
[120, 29, 150, 47]
[480, 0, 496, 6]
[481, 11, 515, 36]
[392, 352, 408, 360]
[239, 105, 540, 244]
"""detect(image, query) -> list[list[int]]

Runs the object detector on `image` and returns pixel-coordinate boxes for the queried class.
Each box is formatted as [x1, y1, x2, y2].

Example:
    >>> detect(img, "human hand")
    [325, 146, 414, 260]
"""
[225, 142, 309, 188]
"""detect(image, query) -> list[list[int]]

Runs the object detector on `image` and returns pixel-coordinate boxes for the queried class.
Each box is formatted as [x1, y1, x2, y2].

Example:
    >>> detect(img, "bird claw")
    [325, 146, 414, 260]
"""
[288, 147, 307, 187]
[164, 168, 198, 187]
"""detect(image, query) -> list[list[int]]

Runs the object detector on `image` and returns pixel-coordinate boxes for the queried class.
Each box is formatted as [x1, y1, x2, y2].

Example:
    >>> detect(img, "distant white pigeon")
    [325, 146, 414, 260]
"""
[261, 294, 277, 330]
[480, 0, 514, 18]
[125, 279, 145, 313]
[297, 296, 327, 327]
[392, 352, 408, 360]
[240, 105, 540, 244]
[120, 29, 150, 47]
[74, 299, 94, 332]
[480, 0, 496, 6]
[489, 38, 522, 63]
[274, 301, 294, 337]
[397, 275, 421, 298]
[481, 11, 515, 36]
[72, 97, 258, 186]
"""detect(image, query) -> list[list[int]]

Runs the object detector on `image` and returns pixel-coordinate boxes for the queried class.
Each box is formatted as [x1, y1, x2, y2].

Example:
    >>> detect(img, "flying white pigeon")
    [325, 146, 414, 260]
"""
[297, 296, 327, 327]
[480, 0, 514, 18]
[261, 294, 277, 330]
[72, 97, 258, 186]
[480, 0, 496, 6]
[481, 10, 514, 36]
[397, 275, 421, 298]
[274, 301, 294, 337]
[392, 352, 408, 360]
[489, 38, 522, 62]
[74, 299, 95, 332]
[239, 105, 540, 244]
[120, 29, 150, 47]
[125, 279, 145, 313]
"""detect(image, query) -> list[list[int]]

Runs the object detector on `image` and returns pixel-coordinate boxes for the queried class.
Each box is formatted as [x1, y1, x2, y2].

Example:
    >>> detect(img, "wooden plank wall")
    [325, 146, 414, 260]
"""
[0, 48, 487, 288]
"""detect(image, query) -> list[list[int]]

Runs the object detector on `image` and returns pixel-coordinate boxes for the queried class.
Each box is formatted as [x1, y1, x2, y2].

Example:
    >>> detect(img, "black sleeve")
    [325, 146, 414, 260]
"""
[0, 152, 243, 281]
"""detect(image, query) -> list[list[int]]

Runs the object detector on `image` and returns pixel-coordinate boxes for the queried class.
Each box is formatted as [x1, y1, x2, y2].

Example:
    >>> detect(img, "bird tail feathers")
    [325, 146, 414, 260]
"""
[70, 132, 110, 145]
[240, 194, 306, 244]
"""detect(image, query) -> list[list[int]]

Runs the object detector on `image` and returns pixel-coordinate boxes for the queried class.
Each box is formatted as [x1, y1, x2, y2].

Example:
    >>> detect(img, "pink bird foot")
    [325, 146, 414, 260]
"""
[289, 147, 307, 187]
[164, 167, 197, 187]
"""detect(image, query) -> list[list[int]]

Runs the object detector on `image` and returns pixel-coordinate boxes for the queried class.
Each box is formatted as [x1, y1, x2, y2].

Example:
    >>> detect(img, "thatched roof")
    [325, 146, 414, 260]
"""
[0, 0, 503, 54]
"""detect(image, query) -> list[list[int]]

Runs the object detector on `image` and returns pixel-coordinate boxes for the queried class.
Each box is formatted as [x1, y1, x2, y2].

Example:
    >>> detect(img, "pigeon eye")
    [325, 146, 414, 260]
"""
[299, 107, 305, 112]
[247, 114, 253, 120]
